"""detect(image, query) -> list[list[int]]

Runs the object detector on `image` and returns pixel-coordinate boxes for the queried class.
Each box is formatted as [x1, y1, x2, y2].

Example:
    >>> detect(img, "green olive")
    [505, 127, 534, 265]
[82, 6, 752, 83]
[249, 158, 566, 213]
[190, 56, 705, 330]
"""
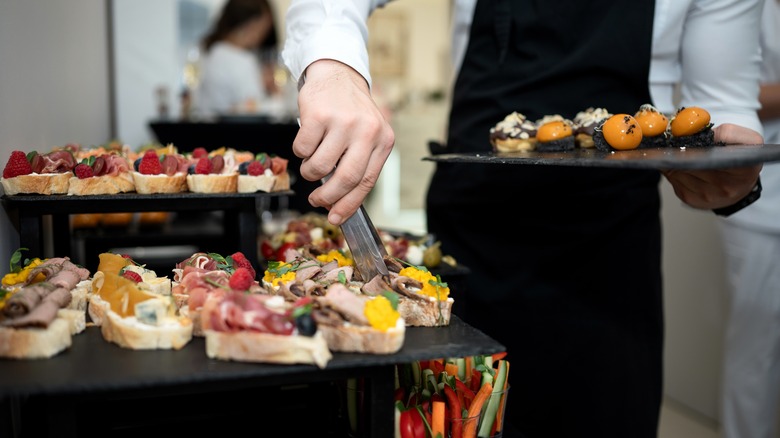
[422, 241, 443, 268]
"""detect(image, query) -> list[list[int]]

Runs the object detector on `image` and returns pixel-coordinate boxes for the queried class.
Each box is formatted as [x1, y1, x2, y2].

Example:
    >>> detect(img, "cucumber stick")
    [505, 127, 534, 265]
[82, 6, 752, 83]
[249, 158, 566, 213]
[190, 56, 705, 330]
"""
[477, 360, 509, 437]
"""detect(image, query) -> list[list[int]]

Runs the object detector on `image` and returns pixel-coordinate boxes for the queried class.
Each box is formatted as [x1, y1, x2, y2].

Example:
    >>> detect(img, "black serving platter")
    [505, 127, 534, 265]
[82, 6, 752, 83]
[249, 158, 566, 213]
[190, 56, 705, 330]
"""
[423, 144, 780, 170]
[0, 315, 502, 397]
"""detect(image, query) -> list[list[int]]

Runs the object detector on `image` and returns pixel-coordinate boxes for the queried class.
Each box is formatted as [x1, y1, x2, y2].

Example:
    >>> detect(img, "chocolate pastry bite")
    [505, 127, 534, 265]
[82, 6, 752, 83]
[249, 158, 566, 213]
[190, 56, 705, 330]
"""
[634, 104, 670, 148]
[573, 107, 612, 148]
[489, 112, 538, 152]
[669, 106, 719, 148]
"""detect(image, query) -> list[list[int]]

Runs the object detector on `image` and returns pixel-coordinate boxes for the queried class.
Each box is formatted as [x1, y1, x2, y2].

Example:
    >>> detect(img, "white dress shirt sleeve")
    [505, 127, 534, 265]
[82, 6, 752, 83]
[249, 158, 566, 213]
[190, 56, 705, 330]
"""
[281, 0, 392, 89]
[651, 0, 763, 134]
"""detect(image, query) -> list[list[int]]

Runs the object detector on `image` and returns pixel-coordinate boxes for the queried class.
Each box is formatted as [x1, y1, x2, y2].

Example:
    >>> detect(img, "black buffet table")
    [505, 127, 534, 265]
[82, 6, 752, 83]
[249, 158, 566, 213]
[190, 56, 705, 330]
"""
[0, 316, 504, 437]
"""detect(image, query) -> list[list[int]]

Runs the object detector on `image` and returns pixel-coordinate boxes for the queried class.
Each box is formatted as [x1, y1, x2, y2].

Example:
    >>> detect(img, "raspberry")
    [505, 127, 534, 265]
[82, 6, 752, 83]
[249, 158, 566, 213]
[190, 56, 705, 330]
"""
[195, 157, 212, 175]
[122, 270, 143, 283]
[74, 163, 94, 179]
[192, 147, 208, 159]
[138, 150, 162, 175]
[230, 251, 256, 279]
[2, 150, 33, 178]
[247, 161, 265, 176]
[229, 267, 254, 291]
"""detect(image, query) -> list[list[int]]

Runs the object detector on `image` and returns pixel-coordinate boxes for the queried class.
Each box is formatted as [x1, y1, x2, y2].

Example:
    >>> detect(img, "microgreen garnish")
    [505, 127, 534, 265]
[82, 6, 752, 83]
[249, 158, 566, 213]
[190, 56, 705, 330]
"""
[428, 274, 447, 289]
[291, 302, 313, 318]
[9, 248, 30, 274]
[381, 290, 400, 311]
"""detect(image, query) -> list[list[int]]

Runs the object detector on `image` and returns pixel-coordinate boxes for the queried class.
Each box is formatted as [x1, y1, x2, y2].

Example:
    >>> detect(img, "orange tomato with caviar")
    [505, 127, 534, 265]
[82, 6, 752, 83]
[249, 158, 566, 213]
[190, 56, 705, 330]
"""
[634, 106, 669, 137]
[537, 121, 573, 143]
[670, 106, 711, 137]
[601, 114, 643, 150]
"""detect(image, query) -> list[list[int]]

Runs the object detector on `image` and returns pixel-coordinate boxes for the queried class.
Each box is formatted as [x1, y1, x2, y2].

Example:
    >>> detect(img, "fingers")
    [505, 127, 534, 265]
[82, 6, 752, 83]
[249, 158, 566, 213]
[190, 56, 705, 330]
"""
[662, 164, 762, 210]
[713, 123, 764, 145]
[291, 59, 395, 225]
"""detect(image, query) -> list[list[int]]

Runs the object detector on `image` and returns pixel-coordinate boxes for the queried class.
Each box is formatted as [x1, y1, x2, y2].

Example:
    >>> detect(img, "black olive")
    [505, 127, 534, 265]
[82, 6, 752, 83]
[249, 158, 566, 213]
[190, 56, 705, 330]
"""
[295, 313, 317, 337]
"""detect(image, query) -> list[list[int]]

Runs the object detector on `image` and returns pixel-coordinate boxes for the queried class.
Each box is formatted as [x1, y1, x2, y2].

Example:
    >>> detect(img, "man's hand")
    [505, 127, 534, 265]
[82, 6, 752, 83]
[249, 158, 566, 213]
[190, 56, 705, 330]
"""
[294, 59, 395, 225]
[662, 123, 763, 210]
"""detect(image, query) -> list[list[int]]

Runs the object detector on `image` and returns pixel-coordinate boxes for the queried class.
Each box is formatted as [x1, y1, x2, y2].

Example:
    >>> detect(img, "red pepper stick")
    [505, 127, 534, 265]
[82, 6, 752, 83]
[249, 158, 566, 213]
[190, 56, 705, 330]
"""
[443, 385, 463, 438]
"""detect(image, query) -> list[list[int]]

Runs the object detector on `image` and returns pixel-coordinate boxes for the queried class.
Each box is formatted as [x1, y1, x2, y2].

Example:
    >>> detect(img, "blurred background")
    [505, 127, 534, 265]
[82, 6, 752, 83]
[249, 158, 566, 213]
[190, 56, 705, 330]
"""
[0, 1, 737, 435]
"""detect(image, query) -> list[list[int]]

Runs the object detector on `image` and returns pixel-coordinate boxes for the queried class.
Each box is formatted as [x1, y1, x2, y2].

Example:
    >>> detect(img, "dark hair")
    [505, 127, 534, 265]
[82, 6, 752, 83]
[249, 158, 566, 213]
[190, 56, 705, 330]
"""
[201, 0, 270, 52]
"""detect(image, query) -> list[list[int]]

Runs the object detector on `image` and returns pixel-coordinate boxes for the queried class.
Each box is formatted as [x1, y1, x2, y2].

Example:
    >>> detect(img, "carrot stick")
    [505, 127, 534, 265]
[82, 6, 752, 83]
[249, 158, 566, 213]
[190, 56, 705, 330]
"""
[432, 396, 446, 438]
[445, 362, 459, 379]
[462, 382, 493, 438]
[491, 351, 508, 362]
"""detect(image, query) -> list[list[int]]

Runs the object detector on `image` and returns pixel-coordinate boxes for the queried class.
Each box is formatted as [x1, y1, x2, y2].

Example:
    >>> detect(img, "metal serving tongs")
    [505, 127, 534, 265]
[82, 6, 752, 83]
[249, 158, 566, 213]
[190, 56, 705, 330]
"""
[297, 118, 390, 280]
[320, 173, 390, 281]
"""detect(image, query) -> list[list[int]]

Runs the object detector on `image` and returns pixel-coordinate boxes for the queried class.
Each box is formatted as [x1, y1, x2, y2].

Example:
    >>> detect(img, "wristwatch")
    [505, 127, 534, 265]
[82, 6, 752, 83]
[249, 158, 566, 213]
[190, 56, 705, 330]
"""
[712, 177, 762, 217]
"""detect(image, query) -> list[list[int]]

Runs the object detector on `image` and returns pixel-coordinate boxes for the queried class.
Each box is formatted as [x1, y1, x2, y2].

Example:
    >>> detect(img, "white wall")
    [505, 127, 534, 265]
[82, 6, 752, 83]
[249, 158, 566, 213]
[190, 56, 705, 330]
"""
[0, 0, 111, 269]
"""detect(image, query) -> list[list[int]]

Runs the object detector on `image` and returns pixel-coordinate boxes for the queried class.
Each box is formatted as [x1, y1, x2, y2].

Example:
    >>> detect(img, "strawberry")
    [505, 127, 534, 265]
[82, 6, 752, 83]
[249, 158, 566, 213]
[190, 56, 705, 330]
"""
[138, 150, 163, 175]
[74, 163, 94, 179]
[229, 267, 254, 291]
[122, 270, 143, 283]
[2, 150, 33, 178]
[247, 160, 265, 176]
[192, 147, 208, 159]
[195, 157, 211, 175]
[230, 251, 256, 279]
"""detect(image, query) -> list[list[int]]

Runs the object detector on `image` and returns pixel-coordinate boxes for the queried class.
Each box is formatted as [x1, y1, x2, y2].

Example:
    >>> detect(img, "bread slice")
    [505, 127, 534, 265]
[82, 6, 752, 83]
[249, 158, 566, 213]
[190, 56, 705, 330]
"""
[87, 293, 110, 326]
[58, 308, 86, 335]
[67, 172, 135, 195]
[186, 173, 238, 193]
[238, 172, 290, 193]
[100, 308, 193, 350]
[204, 329, 332, 368]
[132, 172, 187, 194]
[398, 297, 454, 327]
[68, 279, 91, 311]
[0, 318, 72, 359]
[1, 172, 71, 195]
[318, 317, 405, 354]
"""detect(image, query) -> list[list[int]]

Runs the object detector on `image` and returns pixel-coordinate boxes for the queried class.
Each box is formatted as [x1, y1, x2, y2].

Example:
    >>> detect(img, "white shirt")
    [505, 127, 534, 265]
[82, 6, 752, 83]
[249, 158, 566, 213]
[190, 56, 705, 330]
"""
[726, 0, 780, 231]
[282, 0, 765, 206]
[284, 0, 761, 130]
[196, 41, 266, 116]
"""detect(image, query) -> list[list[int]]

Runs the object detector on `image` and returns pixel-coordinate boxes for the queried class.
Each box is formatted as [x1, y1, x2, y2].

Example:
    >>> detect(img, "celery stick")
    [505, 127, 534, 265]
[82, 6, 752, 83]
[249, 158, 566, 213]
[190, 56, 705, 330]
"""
[477, 360, 508, 437]
[412, 360, 422, 389]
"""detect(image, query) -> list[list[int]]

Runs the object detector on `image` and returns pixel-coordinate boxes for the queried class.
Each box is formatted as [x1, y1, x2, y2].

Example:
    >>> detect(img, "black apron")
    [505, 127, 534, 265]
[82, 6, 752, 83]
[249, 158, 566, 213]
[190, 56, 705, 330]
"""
[426, 1, 662, 437]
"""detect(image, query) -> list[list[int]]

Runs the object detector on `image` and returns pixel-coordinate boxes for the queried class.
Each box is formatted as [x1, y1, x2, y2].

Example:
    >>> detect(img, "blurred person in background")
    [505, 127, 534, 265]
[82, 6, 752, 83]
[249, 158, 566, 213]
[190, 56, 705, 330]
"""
[719, 0, 780, 437]
[195, 0, 277, 116]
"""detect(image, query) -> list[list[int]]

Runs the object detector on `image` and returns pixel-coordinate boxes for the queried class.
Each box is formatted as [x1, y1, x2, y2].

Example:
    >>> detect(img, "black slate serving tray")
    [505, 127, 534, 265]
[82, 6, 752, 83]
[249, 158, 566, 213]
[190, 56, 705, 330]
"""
[424, 144, 780, 170]
[0, 315, 502, 397]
